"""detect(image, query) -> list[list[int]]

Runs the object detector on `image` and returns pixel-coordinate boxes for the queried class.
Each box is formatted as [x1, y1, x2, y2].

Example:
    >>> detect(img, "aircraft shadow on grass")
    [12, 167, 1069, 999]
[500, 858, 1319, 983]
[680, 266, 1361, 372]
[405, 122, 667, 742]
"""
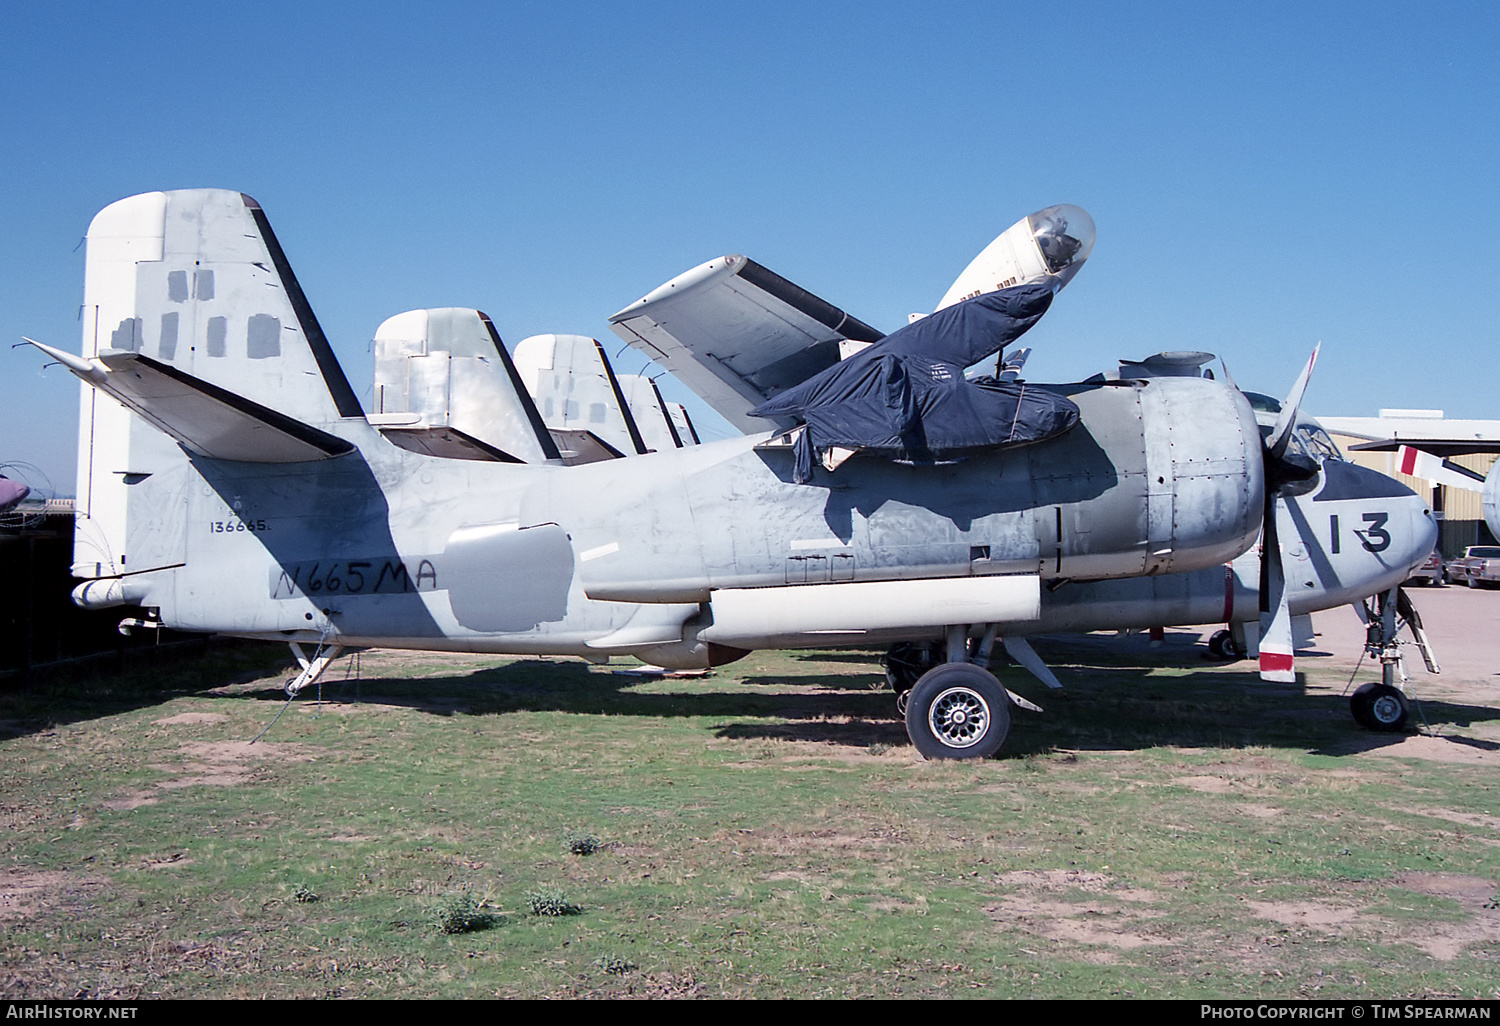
[216, 652, 1500, 760]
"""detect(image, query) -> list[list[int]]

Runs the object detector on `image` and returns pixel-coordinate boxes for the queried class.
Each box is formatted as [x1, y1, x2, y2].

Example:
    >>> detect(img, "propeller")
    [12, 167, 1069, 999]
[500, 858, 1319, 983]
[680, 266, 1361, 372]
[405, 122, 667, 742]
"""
[1255, 344, 1322, 682]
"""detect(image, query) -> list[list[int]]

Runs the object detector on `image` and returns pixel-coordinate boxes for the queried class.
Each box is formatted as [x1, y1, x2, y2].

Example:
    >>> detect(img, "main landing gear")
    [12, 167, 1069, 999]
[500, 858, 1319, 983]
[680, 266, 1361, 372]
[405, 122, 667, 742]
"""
[883, 625, 1041, 759]
[905, 662, 1012, 760]
[1206, 628, 1246, 660]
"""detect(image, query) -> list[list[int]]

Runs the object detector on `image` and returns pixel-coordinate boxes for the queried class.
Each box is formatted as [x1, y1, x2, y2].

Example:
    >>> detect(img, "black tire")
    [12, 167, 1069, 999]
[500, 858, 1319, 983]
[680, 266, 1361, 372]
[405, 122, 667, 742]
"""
[904, 662, 1011, 760]
[1349, 682, 1377, 729]
[1351, 682, 1408, 732]
[1208, 630, 1246, 660]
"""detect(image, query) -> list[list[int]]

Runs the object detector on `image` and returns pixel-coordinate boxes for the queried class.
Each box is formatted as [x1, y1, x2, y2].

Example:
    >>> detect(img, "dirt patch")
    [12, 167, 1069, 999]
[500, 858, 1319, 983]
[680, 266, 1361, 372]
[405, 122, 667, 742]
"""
[110, 740, 314, 805]
[744, 827, 913, 856]
[1041, 915, 1171, 950]
[0, 870, 72, 920]
[152, 712, 229, 726]
[1238, 875, 1500, 963]
[1413, 809, 1500, 831]
[986, 893, 1170, 950]
[1395, 872, 1498, 902]
[993, 869, 1163, 903]
[997, 869, 1114, 892]
[986, 870, 1171, 950]
[101, 791, 158, 811]
[1176, 775, 1235, 793]
[1383, 876, 1500, 962]
[1360, 734, 1500, 767]
[1244, 900, 1360, 932]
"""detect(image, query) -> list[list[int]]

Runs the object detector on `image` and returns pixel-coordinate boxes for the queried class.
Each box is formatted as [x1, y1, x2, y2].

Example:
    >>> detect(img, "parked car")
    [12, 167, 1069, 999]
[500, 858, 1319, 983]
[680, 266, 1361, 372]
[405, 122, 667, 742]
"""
[1445, 546, 1500, 589]
[1406, 548, 1447, 586]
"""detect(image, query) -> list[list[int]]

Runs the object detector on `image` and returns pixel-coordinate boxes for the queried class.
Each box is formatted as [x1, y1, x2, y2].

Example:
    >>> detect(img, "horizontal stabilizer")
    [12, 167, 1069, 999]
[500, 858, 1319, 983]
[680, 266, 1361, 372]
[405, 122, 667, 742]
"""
[378, 426, 524, 462]
[547, 428, 626, 466]
[1395, 445, 1486, 491]
[608, 255, 883, 433]
[27, 339, 351, 463]
[1350, 438, 1500, 458]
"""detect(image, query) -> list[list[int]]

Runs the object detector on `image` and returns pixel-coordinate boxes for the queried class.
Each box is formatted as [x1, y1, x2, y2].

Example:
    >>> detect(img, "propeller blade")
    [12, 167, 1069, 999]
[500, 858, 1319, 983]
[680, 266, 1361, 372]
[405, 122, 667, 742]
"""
[1264, 343, 1321, 462]
[1217, 358, 1240, 393]
[1258, 496, 1296, 682]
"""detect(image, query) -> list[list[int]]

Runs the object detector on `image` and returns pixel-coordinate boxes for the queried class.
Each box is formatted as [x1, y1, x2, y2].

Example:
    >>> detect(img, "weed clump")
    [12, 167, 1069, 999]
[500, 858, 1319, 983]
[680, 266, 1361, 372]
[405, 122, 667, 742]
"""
[594, 954, 635, 975]
[567, 833, 602, 856]
[527, 889, 582, 917]
[433, 890, 497, 934]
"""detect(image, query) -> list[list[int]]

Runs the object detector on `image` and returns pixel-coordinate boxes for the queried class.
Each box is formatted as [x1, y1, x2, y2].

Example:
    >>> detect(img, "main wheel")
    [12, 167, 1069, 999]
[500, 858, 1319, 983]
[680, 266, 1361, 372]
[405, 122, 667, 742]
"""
[1207, 629, 1246, 660]
[904, 662, 1011, 760]
[1350, 682, 1409, 732]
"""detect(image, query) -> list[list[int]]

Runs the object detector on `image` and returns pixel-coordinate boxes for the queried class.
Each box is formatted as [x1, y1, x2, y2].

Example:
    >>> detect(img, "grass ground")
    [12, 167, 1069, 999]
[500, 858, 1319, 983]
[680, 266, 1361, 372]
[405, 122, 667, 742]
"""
[2, 633, 1497, 999]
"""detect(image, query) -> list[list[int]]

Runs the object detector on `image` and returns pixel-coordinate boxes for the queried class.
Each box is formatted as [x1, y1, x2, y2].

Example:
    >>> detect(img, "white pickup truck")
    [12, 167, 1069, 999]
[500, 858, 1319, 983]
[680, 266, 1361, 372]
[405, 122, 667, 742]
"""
[1446, 545, 1500, 588]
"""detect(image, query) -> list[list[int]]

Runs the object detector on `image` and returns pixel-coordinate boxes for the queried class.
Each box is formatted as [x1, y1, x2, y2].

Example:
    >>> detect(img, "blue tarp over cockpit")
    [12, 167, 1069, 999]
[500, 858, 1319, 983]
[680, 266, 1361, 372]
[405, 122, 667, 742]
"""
[751, 280, 1080, 481]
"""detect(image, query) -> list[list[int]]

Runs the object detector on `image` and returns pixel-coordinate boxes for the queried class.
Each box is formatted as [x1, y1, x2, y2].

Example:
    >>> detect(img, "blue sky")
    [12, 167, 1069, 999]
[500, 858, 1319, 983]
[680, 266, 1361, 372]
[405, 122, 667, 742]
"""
[3, 1, 1496, 495]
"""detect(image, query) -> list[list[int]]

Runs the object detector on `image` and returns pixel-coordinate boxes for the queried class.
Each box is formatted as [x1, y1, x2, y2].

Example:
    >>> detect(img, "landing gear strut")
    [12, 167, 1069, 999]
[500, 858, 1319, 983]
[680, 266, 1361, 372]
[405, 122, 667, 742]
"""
[882, 641, 938, 715]
[1348, 587, 1438, 733]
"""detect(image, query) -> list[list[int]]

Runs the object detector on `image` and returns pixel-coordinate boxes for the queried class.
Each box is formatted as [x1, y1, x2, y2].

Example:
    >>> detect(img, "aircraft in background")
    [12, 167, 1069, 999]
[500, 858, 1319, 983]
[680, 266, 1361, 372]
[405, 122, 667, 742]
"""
[27, 191, 1405, 760]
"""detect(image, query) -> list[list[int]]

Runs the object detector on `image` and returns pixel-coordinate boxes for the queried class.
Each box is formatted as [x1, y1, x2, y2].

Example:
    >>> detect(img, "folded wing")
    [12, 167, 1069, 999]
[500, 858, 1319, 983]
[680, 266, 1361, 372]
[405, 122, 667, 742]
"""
[607, 255, 883, 433]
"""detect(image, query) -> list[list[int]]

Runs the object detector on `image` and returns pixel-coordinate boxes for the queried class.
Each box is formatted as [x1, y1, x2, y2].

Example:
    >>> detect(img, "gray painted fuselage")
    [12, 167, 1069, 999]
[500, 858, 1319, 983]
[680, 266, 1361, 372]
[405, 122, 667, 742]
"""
[123, 373, 1265, 664]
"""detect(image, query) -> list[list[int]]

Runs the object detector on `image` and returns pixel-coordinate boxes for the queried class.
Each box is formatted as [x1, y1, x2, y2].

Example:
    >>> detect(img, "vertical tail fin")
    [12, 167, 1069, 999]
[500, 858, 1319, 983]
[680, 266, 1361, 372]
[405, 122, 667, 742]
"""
[74, 189, 362, 577]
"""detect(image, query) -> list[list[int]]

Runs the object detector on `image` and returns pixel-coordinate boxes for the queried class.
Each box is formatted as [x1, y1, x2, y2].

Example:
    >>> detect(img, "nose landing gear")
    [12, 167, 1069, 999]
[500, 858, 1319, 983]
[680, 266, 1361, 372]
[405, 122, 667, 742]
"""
[1348, 586, 1439, 733]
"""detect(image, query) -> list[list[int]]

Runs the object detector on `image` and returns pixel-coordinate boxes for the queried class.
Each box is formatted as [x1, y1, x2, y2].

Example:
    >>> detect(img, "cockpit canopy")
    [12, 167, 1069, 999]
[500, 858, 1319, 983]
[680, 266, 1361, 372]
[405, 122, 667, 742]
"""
[1029, 204, 1095, 274]
[1243, 391, 1345, 464]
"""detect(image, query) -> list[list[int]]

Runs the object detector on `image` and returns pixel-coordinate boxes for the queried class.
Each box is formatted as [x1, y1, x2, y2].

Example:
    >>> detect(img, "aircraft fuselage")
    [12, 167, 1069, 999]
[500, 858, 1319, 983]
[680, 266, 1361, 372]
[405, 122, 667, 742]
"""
[100, 373, 1264, 667]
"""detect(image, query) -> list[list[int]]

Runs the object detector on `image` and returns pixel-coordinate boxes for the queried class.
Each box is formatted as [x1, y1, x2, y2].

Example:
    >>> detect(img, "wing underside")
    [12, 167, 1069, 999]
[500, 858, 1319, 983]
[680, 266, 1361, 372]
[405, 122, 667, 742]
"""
[607, 255, 882, 433]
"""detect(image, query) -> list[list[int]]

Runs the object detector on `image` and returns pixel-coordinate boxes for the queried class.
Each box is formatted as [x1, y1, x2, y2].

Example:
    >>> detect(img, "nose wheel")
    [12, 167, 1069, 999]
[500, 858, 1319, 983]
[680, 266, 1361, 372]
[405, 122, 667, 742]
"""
[1350, 682, 1410, 732]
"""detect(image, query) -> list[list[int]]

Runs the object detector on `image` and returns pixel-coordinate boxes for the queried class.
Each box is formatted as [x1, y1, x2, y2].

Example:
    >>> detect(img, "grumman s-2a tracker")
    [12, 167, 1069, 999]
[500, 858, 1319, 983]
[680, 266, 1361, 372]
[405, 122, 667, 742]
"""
[26, 191, 1435, 758]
